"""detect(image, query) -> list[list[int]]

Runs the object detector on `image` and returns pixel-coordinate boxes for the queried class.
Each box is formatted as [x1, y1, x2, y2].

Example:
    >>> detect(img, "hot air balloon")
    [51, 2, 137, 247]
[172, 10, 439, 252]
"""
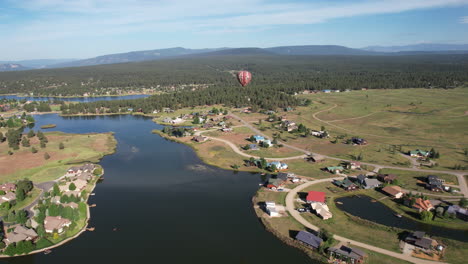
[237, 71, 252, 87]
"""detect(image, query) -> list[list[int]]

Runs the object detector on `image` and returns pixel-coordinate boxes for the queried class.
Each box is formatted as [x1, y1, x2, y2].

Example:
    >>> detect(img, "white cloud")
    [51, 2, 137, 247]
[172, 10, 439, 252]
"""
[460, 16, 468, 23]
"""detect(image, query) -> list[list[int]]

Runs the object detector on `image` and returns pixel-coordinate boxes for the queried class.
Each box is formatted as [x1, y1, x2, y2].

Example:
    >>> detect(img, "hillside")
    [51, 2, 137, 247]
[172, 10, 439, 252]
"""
[0, 63, 31, 72]
[266, 45, 378, 55]
[363, 43, 468, 52]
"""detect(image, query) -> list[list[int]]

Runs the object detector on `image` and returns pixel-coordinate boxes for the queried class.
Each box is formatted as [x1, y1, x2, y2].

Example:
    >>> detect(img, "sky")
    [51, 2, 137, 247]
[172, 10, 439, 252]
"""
[1, 0, 468, 60]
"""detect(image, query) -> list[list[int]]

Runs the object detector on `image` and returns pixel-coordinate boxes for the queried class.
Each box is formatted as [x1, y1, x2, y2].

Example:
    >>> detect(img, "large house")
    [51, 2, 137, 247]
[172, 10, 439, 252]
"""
[357, 175, 381, 189]
[412, 198, 434, 212]
[446, 205, 468, 221]
[306, 191, 326, 204]
[192, 136, 207, 142]
[382, 185, 404, 199]
[427, 175, 444, 192]
[59, 179, 87, 193]
[266, 178, 284, 191]
[347, 161, 361, 170]
[4, 225, 38, 245]
[328, 245, 367, 264]
[310, 202, 333, 220]
[295, 230, 323, 249]
[44, 216, 72, 233]
[252, 135, 265, 143]
[404, 231, 441, 253]
[267, 161, 288, 171]
[265, 201, 279, 217]
[282, 120, 298, 132]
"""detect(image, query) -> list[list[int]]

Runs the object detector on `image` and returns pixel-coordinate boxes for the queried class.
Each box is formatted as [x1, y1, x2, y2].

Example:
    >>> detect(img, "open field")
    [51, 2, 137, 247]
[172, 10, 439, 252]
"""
[0, 131, 116, 183]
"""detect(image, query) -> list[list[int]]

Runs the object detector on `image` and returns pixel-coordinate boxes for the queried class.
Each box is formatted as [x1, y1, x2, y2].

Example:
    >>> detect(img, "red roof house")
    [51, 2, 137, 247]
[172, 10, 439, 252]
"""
[306, 191, 326, 204]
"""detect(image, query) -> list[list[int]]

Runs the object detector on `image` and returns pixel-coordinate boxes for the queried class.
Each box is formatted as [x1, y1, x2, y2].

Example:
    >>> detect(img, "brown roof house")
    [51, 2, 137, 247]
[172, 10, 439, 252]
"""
[192, 136, 207, 142]
[59, 179, 88, 193]
[44, 216, 72, 234]
[412, 198, 434, 212]
[4, 225, 38, 245]
[0, 183, 16, 192]
[0, 192, 16, 204]
[382, 185, 404, 199]
[377, 174, 397, 184]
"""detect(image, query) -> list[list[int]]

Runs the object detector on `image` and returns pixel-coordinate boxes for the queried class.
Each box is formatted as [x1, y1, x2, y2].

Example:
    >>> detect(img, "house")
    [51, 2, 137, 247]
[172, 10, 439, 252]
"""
[63, 190, 81, 197]
[44, 216, 72, 233]
[192, 136, 207, 142]
[412, 198, 434, 212]
[62, 202, 79, 209]
[248, 144, 259, 151]
[265, 201, 279, 217]
[326, 166, 344, 174]
[328, 245, 367, 264]
[356, 174, 367, 185]
[4, 226, 38, 245]
[310, 202, 333, 219]
[267, 161, 288, 171]
[59, 179, 87, 193]
[427, 175, 444, 192]
[0, 192, 16, 203]
[446, 205, 468, 221]
[220, 127, 232, 132]
[306, 191, 326, 204]
[348, 161, 361, 170]
[262, 140, 273, 148]
[284, 107, 294, 112]
[162, 117, 172, 123]
[295, 230, 323, 249]
[310, 130, 327, 138]
[277, 172, 289, 182]
[252, 135, 265, 143]
[282, 120, 297, 132]
[333, 178, 358, 191]
[266, 178, 284, 191]
[75, 172, 93, 181]
[306, 154, 325, 163]
[410, 149, 430, 158]
[363, 178, 381, 189]
[170, 117, 184, 124]
[351, 137, 367, 145]
[377, 174, 398, 184]
[323, 89, 332, 93]
[67, 166, 82, 175]
[81, 163, 96, 172]
[404, 232, 440, 252]
[382, 185, 404, 199]
[0, 183, 16, 192]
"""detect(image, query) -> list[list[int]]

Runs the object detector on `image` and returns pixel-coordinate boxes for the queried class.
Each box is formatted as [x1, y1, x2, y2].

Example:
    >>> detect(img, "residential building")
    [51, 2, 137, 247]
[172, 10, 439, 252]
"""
[351, 137, 367, 145]
[265, 201, 279, 217]
[192, 136, 207, 142]
[427, 175, 444, 192]
[446, 205, 468, 221]
[295, 231, 323, 249]
[348, 161, 361, 170]
[248, 144, 259, 151]
[328, 245, 367, 264]
[333, 178, 358, 191]
[267, 161, 288, 171]
[382, 186, 404, 199]
[404, 232, 440, 253]
[0, 183, 16, 192]
[412, 198, 434, 212]
[4, 226, 38, 245]
[0, 192, 16, 203]
[326, 166, 344, 174]
[310, 202, 333, 220]
[252, 135, 265, 142]
[377, 174, 398, 184]
[266, 178, 284, 191]
[363, 178, 381, 189]
[262, 140, 273, 147]
[306, 191, 326, 204]
[409, 149, 430, 158]
[44, 216, 72, 233]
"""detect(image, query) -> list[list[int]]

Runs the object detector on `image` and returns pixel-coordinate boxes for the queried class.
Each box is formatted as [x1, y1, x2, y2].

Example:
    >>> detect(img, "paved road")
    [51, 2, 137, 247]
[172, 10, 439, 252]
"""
[228, 112, 468, 197]
[285, 178, 448, 264]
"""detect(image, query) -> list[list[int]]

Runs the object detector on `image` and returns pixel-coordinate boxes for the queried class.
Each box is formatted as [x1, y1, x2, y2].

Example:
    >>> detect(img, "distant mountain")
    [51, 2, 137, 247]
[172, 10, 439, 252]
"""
[0, 59, 77, 69]
[363, 43, 468, 53]
[192, 47, 274, 56]
[0, 63, 31, 72]
[266, 45, 379, 55]
[48, 47, 227, 68]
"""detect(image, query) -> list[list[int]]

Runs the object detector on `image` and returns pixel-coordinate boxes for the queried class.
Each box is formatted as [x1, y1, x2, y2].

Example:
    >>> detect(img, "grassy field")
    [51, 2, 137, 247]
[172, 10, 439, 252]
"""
[0, 131, 116, 183]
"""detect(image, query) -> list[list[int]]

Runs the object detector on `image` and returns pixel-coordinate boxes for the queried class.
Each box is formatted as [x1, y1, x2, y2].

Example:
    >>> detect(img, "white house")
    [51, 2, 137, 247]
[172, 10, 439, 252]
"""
[266, 201, 279, 217]
[44, 216, 72, 233]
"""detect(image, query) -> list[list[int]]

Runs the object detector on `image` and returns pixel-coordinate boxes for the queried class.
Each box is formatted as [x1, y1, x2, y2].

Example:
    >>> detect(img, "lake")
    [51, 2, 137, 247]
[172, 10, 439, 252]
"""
[0, 94, 150, 102]
[335, 195, 468, 242]
[0, 114, 316, 264]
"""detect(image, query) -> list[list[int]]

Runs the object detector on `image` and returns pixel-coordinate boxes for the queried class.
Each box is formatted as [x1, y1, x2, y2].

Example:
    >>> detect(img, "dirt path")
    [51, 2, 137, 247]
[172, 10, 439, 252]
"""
[285, 178, 448, 264]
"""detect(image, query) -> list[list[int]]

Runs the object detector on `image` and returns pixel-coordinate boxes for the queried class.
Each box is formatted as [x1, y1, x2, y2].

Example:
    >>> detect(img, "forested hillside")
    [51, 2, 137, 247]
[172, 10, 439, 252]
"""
[1, 54, 467, 97]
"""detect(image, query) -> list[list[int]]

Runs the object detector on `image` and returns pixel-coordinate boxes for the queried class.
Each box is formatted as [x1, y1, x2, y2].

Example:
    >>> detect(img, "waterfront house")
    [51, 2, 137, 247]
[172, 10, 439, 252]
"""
[295, 231, 323, 249]
[412, 198, 434, 212]
[4, 226, 38, 245]
[310, 202, 333, 220]
[59, 179, 87, 193]
[266, 178, 284, 191]
[326, 166, 344, 174]
[67, 166, 82, 175]
[328, 245, 367, 264]
[0, 183, 16, 192]
[382, 185, 404, 199]
[63, 190, 81, 197]
[409, 149, 430, 158]
[306, 191, 326, 204]
[377, 174, 398, 184]
[170, 117, 184, 125]
[44, 216, 72, 234]
[192, 136, 207, 142]
[265, 201, 279, 217]
[81, 163, 96, 173]
[162, 117, 172, 123]
[446, 205, 468, 221]
[75, 172, 93, 182]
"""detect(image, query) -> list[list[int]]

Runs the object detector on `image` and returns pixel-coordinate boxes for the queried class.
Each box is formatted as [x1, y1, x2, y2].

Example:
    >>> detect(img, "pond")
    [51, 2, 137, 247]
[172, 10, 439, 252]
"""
[0, 94, 150, 102]
[335, 195, 468, 242]
[0, 114, 317, 264]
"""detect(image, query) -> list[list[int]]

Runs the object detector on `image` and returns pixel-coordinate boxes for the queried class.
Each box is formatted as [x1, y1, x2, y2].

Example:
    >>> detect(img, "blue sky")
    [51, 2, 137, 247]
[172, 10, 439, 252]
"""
[1, 0, 468, 60]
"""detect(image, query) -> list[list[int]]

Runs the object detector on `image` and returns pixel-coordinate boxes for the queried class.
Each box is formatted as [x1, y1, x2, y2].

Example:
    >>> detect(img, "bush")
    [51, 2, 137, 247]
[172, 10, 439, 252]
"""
[59, 142, 64, 149]
[31, 147, 38, 153]
[44, 152, 50, 160]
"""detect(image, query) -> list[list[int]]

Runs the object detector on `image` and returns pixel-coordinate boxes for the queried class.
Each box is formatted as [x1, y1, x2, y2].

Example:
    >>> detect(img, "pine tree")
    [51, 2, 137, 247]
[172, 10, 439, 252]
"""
[27, 130, 35, 138]
[44, 152, 50, 160]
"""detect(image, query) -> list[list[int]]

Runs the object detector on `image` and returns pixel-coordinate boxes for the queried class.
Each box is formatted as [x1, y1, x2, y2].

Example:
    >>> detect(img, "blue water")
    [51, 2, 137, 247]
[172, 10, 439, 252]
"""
[0, 94, 150, 102]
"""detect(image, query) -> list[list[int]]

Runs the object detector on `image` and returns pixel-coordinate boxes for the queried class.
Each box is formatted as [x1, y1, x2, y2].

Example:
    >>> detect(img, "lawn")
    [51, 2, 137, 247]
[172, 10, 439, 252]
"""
[0, 131, 116, 183]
